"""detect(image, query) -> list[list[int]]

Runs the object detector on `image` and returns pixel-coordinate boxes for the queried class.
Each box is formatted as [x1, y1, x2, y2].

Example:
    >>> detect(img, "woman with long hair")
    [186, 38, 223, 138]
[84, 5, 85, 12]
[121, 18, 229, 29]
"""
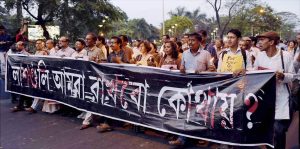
[158, 41, 181, 70]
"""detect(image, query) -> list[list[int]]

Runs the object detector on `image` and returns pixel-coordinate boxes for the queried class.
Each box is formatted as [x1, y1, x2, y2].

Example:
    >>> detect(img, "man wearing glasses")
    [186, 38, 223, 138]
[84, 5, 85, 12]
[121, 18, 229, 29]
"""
[107, 36, 129, 64]
[56, 36, 75, 57]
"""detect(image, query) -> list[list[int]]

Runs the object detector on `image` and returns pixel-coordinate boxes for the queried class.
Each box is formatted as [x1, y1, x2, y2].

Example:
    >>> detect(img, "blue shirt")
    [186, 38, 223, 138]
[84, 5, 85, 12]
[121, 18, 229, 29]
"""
[0, 33, 12, 52]
[107, 49, 129, 63]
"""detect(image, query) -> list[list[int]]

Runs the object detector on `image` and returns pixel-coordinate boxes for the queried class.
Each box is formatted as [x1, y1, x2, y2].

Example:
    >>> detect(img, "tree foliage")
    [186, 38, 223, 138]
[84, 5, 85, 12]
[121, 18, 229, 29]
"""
[163, 16, 194, 37]
[107, 18, 159, 41]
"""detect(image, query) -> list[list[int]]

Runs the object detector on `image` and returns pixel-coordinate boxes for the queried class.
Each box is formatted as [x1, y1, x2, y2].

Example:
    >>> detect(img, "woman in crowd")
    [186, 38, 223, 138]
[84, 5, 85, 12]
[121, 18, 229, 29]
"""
[158, 41, 181, 70]
[287, 40, 297, 56]
[149, 42, 161, 65]
[131, 40, 156, 66]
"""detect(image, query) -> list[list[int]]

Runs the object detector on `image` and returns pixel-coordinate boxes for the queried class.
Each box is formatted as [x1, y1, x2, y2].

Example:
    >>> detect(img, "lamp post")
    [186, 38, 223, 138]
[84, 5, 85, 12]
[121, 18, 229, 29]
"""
[162, 0, 165, 35]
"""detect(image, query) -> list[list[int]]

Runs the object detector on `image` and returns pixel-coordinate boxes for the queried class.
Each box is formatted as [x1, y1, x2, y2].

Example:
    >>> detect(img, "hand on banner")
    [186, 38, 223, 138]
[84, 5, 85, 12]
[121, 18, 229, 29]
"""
[208, 64, 216, 72]
[179, 65, 185, 74]
[112, 56, 122, 64]
[275, 71, 285, 81]
[232, 69, 246, 77]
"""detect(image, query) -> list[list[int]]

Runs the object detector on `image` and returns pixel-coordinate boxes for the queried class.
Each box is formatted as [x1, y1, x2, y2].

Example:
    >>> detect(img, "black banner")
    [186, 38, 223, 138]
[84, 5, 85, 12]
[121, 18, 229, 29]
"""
[6, 54, 276, 147]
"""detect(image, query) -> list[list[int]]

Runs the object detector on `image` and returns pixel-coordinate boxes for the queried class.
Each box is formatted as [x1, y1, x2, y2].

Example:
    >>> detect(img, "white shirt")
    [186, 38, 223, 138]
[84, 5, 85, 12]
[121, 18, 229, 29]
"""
[253, 50, 295, 119]
[71, 49, 87, 58]
[55, 46, 75, 57]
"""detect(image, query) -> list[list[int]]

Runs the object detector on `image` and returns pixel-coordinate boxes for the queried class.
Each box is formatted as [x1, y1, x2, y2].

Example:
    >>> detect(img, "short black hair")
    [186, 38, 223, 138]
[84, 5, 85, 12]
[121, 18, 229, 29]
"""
[189, 32, 202, 42]
[111, 36, 122, 44]
[86, 32, 97, 42]
[76, 38, 86, 47]
[249, 36, 258, 45]
[162, 34, 170, 39]
[97, 36, 106, 45]
[227, 29, 242, 38]
[119, 35, 129, 42]
[198, 30, 207, 37]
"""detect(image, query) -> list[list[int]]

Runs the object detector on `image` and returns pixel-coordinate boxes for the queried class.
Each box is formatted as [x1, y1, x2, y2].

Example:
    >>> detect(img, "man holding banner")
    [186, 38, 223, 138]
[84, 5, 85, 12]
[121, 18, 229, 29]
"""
[255, 31, 295, 149]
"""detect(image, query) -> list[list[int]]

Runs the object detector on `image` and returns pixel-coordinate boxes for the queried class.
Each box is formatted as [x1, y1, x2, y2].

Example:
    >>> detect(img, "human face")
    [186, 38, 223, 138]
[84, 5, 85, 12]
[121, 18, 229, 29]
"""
[181, 35, 189, 44]
[162, 36, 169, 43]
[75, 41, 84, 51]
[215, 39, 222, 48]
[35, 40, 44, 51]
[288, 42, 295, 48]
[139, 43, 147, 54]
[188, 36, 201, 51]
[226, 33, 239, 48]
[239, 41, 247, 51]
[59, 37, 68, 48]
[46, 40, 54, 50]
[258, 37, 272, 51]
[110, 38, 120, 51]
[163, 42, 173, 56]
[16, 42, 24, 51]
[85, 35, 94, 47]
[96, 39, 102, 47]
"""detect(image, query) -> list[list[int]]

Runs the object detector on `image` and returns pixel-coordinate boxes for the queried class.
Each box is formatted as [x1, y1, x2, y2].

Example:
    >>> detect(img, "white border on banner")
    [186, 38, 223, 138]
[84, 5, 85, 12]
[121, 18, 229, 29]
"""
[4, 54, 275, 148]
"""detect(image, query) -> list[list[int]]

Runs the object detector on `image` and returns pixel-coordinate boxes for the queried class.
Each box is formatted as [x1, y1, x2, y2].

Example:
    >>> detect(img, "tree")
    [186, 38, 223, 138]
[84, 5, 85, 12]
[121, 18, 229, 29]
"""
[107, 18, 159, 41]
[206, 0, 248, 37]
[163, 16, 194, 37]
[168, 7, 211, 33]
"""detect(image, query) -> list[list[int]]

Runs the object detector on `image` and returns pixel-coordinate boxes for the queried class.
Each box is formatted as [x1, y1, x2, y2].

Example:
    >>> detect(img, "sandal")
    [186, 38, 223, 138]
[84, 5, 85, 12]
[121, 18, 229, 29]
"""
[10, 106, 24, 113]
[96, 123, 113, 133]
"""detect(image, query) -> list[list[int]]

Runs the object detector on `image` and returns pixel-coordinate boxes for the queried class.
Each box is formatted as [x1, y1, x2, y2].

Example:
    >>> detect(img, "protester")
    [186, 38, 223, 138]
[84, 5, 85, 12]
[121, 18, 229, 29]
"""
[180, 32, 211, 74]
[254, 31, 295, 149]
[132, 41, 156, 66]
[159, 34, 170, 56]
[25, 39, 48, 114]
[0, 25, 12, 76]
[55, 36, 75, 57]
[149, 42, 161, 65]
[158, 41, 181, 70]
[131, 40, 141, 59]
[198, 30, 217, 59]
[107, 36, 129, 64]
[96, 36, 127, 133]
[86, 33, 105, 63]
[209, 29, 252, 74]
[181, 34, 189, 51]
[9, 41, 32, 112]
[171, 32, 211, 146]
[96, 36, 110, 61]
[71, 38, 87, 58]
[15, 20, 29, 42]
[119, 35, 133, 62]
[287, 40, 297, 55]
[46, 39, 57, 55]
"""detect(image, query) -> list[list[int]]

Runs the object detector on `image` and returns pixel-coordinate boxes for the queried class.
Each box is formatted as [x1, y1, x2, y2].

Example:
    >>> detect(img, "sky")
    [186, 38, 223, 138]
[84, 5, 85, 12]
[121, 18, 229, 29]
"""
[110, 0, 300, 29]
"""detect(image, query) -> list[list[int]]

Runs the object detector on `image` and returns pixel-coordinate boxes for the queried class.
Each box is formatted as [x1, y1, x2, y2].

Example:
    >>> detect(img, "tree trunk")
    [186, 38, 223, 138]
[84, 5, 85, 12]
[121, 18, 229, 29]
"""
[16, 0, 22, 26]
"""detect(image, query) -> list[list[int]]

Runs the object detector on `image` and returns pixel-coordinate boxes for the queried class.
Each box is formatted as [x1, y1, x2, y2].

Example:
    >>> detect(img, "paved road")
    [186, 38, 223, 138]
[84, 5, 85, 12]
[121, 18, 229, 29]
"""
[0, 98, 298, 149]
[0, 99, 172, 149]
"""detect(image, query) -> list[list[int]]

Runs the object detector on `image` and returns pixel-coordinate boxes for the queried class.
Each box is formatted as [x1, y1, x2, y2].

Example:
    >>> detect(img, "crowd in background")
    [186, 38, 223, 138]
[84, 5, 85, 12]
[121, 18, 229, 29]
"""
[1, 21, 300, 148]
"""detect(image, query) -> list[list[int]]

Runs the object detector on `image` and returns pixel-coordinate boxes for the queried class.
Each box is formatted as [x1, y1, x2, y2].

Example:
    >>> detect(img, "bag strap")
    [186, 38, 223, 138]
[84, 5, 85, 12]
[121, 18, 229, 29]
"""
[280, 50, 291, 95]
[241, 49, 247, 69]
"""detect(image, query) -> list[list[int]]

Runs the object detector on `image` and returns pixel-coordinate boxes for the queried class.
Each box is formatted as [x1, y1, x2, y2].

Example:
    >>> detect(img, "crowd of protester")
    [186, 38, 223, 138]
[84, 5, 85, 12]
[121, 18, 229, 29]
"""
[1, 22, 300, 148]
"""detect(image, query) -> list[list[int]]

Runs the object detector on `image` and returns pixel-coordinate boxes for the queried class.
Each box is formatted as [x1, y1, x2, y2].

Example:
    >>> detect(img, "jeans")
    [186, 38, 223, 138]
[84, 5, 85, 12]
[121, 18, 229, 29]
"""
[274, 120, 291, 149]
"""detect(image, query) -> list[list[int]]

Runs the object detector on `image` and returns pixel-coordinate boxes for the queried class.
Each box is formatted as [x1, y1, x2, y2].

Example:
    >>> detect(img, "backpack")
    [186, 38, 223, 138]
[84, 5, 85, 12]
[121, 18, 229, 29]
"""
[221, 49, 247, 69]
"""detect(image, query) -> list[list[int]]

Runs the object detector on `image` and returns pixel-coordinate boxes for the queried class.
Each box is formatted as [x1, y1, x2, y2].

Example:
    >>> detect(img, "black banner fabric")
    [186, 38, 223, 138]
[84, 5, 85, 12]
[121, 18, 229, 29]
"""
[6, 55, 276, 147]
